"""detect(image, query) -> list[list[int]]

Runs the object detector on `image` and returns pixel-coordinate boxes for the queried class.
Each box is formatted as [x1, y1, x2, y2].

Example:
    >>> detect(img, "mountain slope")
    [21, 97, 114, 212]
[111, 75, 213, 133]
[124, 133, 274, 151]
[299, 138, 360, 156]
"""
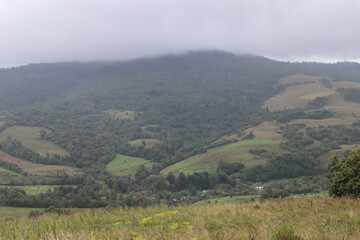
[0, 51, 360, 178]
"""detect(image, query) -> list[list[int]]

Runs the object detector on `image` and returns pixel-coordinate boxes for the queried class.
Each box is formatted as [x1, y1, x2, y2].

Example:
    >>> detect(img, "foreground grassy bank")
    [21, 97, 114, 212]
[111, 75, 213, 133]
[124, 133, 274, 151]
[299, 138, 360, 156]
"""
[0, 198, 359, 240]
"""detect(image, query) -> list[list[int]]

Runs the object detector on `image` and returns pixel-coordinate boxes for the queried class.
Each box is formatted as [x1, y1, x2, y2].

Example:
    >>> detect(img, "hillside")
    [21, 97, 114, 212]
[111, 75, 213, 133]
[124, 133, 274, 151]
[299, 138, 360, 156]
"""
[0, 198, 359, 240]
[162, 74, 360, 178]
[0, 51, 360, 208]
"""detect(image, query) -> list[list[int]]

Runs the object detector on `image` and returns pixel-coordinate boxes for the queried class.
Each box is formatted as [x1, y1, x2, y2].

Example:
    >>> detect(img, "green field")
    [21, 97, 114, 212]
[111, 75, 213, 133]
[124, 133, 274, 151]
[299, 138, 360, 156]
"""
[0, 167, 22, 184]
[162, 138, 282, 175]
[213, 139, 280, 152]
[0, 198, 358, 239]
[0, 206, 44, 218]
[1, 185, 75, 195]
[0, 166, 17, 174]
[106, 154, 153, 176]
[161, 155, 208, 175]
[0, 126, 69, 157]
[193, 195, 259, 205]
[288, 191, 329, 199]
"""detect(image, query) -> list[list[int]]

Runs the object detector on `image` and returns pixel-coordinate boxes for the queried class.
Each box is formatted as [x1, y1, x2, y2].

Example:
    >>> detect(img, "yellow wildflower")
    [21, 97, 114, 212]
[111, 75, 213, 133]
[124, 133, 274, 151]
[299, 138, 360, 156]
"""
[169, 223, 179, 230]
[140, 217, 152, 224]
[135, 237, 147, 240]
[154, 212, 166, 217]
[112, 222, 121, 226]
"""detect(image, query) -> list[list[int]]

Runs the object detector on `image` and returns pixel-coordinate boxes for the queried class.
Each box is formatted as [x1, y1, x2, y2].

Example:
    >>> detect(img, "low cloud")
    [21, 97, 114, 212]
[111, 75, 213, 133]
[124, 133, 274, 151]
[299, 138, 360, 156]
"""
[1, 0, 360, 66]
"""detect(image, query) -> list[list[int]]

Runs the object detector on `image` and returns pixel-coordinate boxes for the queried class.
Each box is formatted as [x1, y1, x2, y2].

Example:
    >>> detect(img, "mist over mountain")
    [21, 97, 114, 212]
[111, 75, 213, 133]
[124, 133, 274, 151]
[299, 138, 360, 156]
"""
[0, 51, 360, 208]
[1, 51, 360, 112]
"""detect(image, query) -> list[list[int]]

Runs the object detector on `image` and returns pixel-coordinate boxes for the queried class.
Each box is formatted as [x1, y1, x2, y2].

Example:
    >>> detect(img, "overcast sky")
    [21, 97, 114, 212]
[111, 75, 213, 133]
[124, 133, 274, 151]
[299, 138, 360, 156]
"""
[1, 0, 360, 66]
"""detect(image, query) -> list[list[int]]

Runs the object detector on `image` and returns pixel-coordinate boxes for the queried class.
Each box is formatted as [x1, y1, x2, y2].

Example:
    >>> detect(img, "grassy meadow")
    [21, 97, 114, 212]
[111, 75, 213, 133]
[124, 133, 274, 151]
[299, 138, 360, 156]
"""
[162, 121, 286, 175]
[193, 195, 260, 205]
[264, 74, 360, 117]
[0, 126, 69, 157]
[106, 154, 153, 176]
[0, 206, 44, 218]
[1, 185, 75, 195]
[0, 150, 80, 177]
[0, 198, 359, 239]
[0, 167, 23, 184]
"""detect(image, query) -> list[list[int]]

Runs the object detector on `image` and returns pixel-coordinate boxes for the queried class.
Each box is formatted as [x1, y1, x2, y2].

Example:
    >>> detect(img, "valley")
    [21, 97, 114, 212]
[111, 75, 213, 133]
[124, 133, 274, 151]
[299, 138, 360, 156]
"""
[0, 52, 360, 210]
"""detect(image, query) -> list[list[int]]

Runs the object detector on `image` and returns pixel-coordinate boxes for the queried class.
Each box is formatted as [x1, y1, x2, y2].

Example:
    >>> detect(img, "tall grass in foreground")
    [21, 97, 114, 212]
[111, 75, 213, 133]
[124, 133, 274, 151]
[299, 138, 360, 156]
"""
[0, 198, 359, 240]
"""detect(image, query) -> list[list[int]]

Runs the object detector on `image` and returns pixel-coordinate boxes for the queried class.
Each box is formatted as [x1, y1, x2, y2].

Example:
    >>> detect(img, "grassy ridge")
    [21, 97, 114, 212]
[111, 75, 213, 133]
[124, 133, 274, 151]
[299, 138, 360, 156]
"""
[106, 154, 153, 176]
[0, 198, 359, 239]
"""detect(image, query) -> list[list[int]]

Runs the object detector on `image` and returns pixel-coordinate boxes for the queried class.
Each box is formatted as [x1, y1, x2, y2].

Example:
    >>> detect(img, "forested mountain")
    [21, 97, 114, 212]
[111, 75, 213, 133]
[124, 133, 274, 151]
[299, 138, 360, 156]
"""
[1, 52, 290, 167]
[1, 51, 360, 208]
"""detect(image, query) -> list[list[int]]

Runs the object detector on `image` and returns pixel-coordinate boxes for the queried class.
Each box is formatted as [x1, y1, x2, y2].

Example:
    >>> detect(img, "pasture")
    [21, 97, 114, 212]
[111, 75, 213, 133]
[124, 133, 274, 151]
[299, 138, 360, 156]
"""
[262, 74, 360, 111]
[162, 121, 286, 175]
[193, 195, 259, 205]
[263, 74, 360, 128]
[264, 75, 335, 111]
[1, 185, 75, 195]
[106, 154, 153, 176]
[0, 167, 22, 184]
[162, 140, 283, 175]
[0, 150, 80, 176]
[0, 126, 69, 157]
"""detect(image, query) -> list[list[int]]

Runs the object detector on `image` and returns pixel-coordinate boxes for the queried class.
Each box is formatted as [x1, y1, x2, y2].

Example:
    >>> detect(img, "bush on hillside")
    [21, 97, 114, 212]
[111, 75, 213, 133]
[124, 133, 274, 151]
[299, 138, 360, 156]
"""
[327, 148, 360, 197]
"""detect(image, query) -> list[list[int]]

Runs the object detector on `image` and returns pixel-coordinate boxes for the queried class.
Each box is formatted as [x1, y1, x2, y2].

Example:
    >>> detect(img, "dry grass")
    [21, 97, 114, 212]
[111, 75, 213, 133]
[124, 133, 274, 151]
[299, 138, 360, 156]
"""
[264, 74, 360, 128]
[1, 198, 359, 240]
[0, 150, 33, 166]
[264, 82, 334, 111]
[0, 126, 69, 157]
